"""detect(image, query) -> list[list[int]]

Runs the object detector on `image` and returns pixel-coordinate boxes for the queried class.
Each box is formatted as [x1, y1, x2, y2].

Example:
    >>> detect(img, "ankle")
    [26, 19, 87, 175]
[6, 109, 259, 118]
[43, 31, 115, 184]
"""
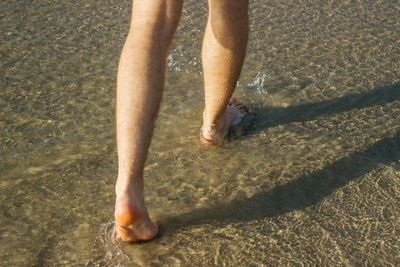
[202, 110, 225, 133]
[115, 177, 143, 199]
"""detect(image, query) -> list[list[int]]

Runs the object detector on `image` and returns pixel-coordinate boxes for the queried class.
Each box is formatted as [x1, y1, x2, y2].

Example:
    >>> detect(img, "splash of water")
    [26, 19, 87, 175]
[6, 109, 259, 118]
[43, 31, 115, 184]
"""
[247, 72, 269, 94]
[88, 220, 130, 267]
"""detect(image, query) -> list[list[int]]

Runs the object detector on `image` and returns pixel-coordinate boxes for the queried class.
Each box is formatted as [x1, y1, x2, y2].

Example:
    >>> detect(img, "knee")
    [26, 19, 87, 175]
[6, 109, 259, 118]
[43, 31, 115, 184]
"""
[129, 1, 182, 44]
[208, 0, 249, 35]
[209, 0, 249, 21]
[208, 0, 249, 47]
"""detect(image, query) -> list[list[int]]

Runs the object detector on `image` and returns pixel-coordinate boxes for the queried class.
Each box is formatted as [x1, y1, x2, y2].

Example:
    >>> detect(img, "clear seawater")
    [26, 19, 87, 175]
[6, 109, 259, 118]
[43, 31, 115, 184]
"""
[1, 0, 399, 266]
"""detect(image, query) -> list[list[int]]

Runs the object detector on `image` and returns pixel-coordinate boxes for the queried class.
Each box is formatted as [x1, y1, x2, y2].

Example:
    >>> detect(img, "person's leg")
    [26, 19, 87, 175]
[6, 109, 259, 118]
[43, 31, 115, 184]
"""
[201, 0, 249, 144]
[115, 0, 183, 242]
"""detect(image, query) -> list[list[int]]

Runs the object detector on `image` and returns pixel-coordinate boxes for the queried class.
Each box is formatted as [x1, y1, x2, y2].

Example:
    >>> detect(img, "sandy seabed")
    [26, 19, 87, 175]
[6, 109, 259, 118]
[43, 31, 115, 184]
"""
[1, 0, 399, 266]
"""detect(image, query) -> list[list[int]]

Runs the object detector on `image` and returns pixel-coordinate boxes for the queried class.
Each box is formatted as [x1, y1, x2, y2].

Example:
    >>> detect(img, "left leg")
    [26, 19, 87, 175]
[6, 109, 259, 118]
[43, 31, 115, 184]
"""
[115, 0, 183, 242]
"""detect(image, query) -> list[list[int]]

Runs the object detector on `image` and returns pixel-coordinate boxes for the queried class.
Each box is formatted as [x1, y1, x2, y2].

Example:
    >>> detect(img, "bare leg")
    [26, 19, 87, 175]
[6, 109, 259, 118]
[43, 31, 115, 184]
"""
[201, 0, 249, 144]
[115, 0, 182, 242]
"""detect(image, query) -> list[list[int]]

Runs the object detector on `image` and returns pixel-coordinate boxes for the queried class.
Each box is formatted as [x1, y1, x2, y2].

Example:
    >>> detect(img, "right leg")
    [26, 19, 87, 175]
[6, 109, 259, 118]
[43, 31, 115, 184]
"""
[201, 0, 249, 144]
[115, 0, 183, 242]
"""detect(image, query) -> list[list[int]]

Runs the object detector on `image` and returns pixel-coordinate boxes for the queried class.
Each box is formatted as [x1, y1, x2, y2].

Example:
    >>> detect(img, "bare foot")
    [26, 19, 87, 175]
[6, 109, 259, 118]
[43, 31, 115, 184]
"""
[200, 97, 248, 145]
[114, 187, 158, 242]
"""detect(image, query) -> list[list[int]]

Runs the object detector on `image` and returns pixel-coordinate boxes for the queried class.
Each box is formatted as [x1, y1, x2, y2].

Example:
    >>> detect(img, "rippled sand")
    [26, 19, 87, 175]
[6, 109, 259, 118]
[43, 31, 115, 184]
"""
[1, 0, 399, 266]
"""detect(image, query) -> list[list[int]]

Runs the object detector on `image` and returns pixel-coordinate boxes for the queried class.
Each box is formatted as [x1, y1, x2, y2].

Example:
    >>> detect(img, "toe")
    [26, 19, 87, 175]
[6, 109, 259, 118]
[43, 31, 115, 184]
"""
[232, 102, 248, 113]
[240, 106, 248, 113]
[233, 102, 242, 108]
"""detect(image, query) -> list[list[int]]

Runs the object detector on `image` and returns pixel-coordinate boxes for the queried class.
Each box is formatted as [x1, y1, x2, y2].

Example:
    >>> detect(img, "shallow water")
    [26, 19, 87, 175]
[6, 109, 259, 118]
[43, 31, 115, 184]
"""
[1, 0, 400, 266]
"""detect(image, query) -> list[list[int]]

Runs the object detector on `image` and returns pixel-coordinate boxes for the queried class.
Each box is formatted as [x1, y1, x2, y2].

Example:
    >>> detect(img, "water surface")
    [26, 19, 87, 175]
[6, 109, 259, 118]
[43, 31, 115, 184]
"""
[1, 0, 399, 266]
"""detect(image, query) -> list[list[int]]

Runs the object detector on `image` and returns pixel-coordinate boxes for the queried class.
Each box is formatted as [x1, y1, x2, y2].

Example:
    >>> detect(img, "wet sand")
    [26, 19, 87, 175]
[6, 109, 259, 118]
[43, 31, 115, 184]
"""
[1, 0, 399, 266]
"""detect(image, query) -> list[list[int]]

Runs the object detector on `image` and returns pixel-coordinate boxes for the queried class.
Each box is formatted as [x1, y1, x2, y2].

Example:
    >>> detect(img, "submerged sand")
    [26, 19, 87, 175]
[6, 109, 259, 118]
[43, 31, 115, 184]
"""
[1, 0, 399, 266]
